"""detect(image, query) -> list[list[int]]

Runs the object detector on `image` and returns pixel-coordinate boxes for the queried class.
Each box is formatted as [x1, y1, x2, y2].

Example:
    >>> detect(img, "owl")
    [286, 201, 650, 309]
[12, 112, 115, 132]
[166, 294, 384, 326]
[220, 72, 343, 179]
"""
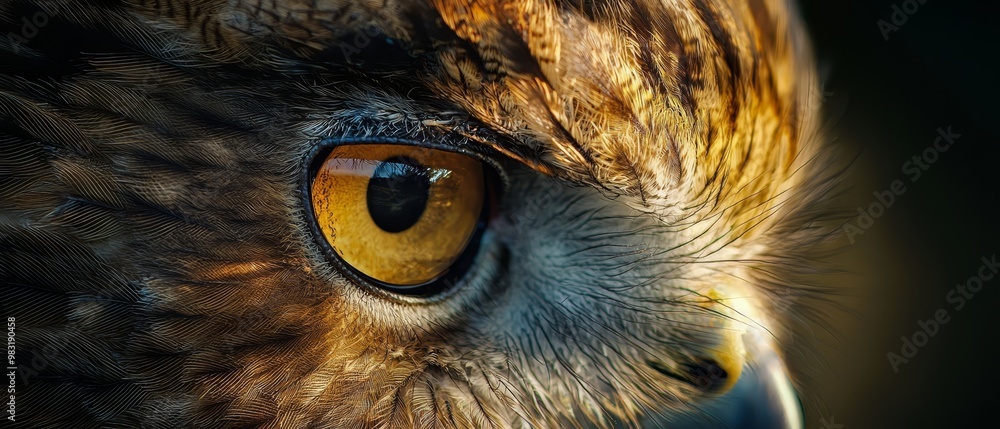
[0, 0, 839, 428]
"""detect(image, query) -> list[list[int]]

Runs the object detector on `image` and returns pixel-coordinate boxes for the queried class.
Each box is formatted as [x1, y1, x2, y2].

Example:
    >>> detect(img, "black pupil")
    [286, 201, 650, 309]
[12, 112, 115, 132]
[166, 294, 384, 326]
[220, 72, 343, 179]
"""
[367, 156, 431, 233]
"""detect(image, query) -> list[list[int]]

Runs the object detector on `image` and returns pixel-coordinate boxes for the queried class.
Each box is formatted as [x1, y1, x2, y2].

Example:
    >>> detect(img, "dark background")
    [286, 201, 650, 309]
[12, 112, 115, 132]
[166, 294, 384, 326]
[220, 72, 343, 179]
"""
[794, 0, 999, 427]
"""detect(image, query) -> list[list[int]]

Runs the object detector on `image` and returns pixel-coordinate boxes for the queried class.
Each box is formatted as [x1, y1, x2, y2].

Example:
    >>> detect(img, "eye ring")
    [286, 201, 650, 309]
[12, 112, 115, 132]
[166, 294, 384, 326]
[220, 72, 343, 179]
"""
[300, 137, 501, 301]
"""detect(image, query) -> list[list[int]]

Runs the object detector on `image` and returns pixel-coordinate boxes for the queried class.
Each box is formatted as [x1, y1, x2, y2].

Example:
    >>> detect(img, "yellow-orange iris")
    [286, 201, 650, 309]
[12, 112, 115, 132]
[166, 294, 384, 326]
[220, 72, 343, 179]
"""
[310, 144, 485, 286]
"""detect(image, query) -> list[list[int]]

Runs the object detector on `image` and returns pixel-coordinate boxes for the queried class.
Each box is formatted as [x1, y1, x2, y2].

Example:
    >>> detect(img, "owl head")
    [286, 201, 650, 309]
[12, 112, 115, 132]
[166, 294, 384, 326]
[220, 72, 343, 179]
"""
[0, 0, 839, 427]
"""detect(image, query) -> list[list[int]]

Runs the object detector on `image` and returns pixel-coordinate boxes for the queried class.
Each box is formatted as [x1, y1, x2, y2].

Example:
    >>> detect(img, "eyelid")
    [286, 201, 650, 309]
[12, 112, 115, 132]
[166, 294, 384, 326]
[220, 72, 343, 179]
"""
[303, 136, 509, 196]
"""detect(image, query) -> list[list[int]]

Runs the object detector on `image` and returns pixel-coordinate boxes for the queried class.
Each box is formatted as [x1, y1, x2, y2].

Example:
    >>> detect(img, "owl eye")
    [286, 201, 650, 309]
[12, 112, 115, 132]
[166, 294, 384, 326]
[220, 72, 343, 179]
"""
[307, 143, 491, 296]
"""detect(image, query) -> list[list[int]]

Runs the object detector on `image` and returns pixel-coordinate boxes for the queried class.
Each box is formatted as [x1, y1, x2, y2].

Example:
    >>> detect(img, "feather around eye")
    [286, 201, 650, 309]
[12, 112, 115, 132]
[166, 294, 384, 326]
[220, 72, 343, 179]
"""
[1, 0, 839, 428]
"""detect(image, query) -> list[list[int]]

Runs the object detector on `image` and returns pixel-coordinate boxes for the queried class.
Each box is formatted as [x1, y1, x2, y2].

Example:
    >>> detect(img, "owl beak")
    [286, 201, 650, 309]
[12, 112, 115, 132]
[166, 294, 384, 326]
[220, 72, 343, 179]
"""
[667, 329, 804, 429]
